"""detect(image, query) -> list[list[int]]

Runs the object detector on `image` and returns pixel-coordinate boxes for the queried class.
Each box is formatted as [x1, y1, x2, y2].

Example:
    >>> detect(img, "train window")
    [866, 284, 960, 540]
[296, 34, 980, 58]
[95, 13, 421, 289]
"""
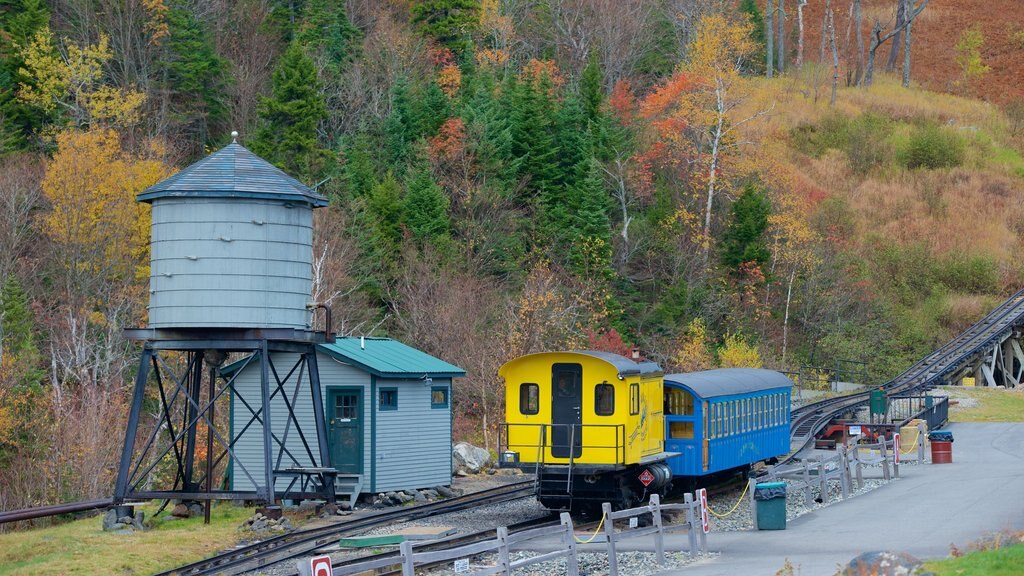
[729, 402, 736, 435]
[708, 404, 716, 439]
[519, 383, 539, 415]
[669, 421, 694, 439]
[595, 383, 615, 416]
[664, 387, 694, 416]
[629, 383, 639, 415]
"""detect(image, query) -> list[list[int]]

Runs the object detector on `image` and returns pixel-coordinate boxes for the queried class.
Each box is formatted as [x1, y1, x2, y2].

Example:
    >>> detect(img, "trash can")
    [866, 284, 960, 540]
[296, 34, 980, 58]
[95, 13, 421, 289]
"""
[754, 482, 787, 530]
[928, 430, 953, 464]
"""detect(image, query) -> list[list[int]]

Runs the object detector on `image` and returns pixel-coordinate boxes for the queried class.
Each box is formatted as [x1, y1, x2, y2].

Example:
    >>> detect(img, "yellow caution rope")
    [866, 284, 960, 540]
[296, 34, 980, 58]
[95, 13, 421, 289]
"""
[574, 512, 607, 543]
[899, 428, 922, 454]
[707, 480, 750, 518]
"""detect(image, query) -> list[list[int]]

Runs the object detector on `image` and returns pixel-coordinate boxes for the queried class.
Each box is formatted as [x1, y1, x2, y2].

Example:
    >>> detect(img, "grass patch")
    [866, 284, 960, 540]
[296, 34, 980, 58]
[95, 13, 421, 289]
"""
[947, 387, 1024, 423]
[922, 531, 1024, 575]
[0, 503, 258, 575]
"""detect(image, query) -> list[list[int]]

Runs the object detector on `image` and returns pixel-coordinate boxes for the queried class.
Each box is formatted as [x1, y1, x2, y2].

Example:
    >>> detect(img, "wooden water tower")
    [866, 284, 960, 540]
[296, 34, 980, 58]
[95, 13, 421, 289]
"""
[113, 137, 336, 512]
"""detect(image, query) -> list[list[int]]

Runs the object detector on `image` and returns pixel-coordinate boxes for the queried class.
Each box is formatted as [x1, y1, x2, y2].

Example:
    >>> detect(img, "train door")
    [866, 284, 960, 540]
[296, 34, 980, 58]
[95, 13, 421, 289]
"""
[551, 363, 582, 458]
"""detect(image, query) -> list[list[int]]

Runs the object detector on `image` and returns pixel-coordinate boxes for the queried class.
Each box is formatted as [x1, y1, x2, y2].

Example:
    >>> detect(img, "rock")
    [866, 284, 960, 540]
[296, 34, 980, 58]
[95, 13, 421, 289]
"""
[453, 442, 492, 474]
[398, 492, 414, 504]
[455, 469, 469, 477]
[118, 516, 133, 525]
[102, 509, 120, 531]
[252, 519, 267, 531]
[131, 511, 146, 531]
[338, 500, 352, 511]
[412, 491, 427, 503]
[841, 551, 922, 576]
[171, 503, 191, 518]
[421, 489, 439, 500]
[187, 503, 205, 517]
[434, 485, 456, 498]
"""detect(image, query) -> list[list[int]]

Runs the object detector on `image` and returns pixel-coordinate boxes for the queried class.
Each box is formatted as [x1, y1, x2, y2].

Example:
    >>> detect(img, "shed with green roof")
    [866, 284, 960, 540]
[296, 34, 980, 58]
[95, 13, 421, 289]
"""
[225, 337, 464, 505]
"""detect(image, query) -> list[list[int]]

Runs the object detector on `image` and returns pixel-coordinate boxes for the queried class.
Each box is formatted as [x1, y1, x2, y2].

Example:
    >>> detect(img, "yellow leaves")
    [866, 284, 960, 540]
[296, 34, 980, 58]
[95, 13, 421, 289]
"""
[686, 14, 756, 80]
[17, 27, 145, 129]
[475, 48, 510, 69]
[674, 318, 714, 372]
[142, 0, 171, 46]
[42, 129, 173, 285]
[717, 333, 762, 368]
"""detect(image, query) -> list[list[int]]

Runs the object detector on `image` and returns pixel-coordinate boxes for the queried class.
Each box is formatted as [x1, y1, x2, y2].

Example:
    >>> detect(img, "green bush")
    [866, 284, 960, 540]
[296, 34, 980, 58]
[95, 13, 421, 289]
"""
[846, 113, 893, 174]
[790, 113, 850, 158]
[897, 122, 965, 170]
[936, 252, 1000, 293]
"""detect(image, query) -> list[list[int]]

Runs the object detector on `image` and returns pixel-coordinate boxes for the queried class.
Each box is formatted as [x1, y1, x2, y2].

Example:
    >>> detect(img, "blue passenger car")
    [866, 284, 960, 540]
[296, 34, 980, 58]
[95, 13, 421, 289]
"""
[663, 369, 793, 484]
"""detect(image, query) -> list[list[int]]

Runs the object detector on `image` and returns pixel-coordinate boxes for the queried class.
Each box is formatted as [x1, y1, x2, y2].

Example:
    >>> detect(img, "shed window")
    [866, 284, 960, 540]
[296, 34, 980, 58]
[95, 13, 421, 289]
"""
[519, 383, 539, 415]
[629, 383, 640, 415]
[431, 386, 449, 409]
[595, 383, 615, 416]
[379, 388, 398, 411]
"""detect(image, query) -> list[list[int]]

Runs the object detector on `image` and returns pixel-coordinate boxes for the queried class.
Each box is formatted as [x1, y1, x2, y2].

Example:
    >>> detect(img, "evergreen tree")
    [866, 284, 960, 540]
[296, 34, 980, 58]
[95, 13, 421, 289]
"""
[580, 56, 604, 124]
[296, 0, 362, 73]
[249, 41, 332, 182]
[411, 0, 480, 57]
[367, 172, 406, 261]
[739, 0, 768, 75]
[506, 74, 560, 204]
[720, 183, 772, 272]
[461, 69, 517, 186]
[410, 81, 451, 139]
[0, 0, 50, 151]
[564, 157, 612, 277]
[0, 275, 42, 387]
[403, 160, 450, 248]
[383, 78, 414, 170]
[342, 132, 377, 199]
[158, 4, 228, 154]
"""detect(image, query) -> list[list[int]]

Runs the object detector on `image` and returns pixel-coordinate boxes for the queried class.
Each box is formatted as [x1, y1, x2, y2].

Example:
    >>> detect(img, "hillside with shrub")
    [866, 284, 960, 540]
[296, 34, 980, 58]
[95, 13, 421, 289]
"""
[0, 0, 1021, 511]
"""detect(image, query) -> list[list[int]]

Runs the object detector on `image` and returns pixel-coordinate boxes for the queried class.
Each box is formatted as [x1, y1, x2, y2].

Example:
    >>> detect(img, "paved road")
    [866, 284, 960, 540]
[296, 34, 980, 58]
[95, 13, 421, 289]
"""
[636, 422, 1024, 575]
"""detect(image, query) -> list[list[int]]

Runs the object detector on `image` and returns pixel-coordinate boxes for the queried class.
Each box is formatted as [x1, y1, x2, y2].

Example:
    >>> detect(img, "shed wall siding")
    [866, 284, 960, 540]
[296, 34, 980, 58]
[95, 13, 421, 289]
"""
[231, 352, 370, 494]
[230, 353, 451, 495]
[372, 379, 452, 492]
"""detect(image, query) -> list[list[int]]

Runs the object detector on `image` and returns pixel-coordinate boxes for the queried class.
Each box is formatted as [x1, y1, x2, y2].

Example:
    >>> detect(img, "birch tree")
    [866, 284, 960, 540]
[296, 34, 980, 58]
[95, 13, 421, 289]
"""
[865, 0, 929, 86]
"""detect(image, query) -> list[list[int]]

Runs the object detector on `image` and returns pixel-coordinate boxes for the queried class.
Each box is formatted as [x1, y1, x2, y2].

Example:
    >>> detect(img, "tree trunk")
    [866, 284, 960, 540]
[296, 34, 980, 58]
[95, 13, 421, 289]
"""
[797, 0, 807, 68]
[777, 0, 786, 73]
[902, 3, 913, 86]
[767, 0, 775, 78]
[703, 81, 726, 263]
[854, 0, 864, 85]
[887, 0, 906, 71]
[782, 268, 797, 363]
[829, 2, 840, 105]
[865, 21, 882, 86]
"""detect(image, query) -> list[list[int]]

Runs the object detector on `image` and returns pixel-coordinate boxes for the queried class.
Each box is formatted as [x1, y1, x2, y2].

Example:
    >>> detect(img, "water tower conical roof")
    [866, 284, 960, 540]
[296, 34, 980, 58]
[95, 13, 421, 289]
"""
[137, 142, 328, 207]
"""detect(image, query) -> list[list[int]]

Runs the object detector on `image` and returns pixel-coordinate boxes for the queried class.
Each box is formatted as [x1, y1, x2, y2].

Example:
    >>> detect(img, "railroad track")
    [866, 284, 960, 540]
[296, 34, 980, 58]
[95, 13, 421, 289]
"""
[785, 286, 1024, 461]
[156, 480, 535, 576]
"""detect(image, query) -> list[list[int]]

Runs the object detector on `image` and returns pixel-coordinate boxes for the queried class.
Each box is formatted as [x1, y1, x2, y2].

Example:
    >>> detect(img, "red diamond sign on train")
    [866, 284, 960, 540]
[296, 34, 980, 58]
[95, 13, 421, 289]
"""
[638, 469, 655, 487]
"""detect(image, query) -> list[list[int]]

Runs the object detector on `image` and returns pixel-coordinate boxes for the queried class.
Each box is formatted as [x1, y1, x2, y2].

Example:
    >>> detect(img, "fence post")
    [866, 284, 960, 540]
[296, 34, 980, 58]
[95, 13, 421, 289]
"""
[400, 539, 415, 576]
[880, 439, 891, 481]
[816, 461, 827, 502]
[854, 445, 864, 488]
[648, 494, 665, 565]
[838, 445, 850, 499]
[602, 502, 618, 576]
[802, 462, 813, 506]
[560, 512, 579, 576]
[684, 493, 697, 554]
[497, 525, 511, 576]
[892, 437, 900, 478]
[917, 422, 926, 462]
[747, 477, 756, 530]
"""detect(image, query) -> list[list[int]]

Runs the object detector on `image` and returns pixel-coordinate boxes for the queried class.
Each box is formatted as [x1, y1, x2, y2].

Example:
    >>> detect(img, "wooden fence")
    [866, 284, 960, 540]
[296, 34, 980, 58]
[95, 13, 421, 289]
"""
[325, 492, 707, 576]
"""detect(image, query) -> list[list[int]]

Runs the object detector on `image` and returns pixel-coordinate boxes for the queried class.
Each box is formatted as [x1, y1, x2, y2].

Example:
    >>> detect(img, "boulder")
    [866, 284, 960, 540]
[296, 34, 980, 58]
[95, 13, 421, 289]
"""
[434, 485, 456, 498]
[453, 442, 492, 474]
[102, 509, 120, 531]
[171, 503, 191, 518]
[841, 551, 922, 576]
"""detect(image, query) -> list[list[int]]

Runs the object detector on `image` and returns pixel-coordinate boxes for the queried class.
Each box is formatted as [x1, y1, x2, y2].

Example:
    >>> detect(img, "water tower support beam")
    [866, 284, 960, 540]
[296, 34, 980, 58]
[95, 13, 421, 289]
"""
[182, 351, 204, 491]
[114, 347, 153, 504]
[307, 348, 332, 471]
[259, 340, 277, 504]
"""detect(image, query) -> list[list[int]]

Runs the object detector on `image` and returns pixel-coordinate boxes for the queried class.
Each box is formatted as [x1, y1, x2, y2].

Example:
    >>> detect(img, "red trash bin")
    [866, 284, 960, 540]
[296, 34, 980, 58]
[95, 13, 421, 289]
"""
[928, 430, 953, 464]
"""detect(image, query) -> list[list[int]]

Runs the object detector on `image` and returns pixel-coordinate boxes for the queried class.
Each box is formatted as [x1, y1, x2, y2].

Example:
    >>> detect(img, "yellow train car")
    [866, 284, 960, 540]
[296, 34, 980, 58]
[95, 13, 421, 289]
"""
[498, 351, 676, 512]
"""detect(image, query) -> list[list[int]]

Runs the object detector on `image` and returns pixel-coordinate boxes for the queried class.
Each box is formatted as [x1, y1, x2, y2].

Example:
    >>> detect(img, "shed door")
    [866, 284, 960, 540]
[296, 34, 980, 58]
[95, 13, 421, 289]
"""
[551, 363, 582, 459]
[328, 388, 362, 474]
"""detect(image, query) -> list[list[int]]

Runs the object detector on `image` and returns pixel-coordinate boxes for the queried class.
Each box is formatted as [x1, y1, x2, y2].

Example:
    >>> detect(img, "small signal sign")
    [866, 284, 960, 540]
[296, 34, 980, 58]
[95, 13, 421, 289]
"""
[638, 469, 655, 487]
[893, 433, 900, 465]
[697, 488, 710, 534]
[310, 555, 333, 576]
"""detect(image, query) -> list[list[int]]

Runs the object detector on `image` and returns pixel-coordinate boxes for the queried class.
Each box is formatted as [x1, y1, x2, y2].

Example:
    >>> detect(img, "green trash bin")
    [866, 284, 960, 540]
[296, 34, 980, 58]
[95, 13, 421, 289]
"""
[754, 482, 787, 530]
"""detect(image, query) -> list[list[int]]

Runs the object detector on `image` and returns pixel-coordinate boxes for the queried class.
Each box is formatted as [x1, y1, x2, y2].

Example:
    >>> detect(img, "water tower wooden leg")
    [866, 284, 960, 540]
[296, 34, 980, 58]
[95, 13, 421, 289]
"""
[183, 351, 203, 491]
[259, 341, 276, 504]
[306, 347, 334, 502]
[115, 347, 153, 503]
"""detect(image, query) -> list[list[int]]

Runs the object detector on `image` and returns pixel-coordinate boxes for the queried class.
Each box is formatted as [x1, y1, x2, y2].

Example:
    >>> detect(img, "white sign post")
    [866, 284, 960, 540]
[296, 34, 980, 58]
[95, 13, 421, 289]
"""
[893, 432, 900, 465]
[697, 488, 710, 534]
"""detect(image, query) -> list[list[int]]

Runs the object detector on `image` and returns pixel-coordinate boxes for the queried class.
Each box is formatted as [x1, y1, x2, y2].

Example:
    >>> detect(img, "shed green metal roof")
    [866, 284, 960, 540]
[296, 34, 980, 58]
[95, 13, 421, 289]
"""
[137, 142, 328, 207]
[220, 337, 465, 379]
[319, 337, 464, 378]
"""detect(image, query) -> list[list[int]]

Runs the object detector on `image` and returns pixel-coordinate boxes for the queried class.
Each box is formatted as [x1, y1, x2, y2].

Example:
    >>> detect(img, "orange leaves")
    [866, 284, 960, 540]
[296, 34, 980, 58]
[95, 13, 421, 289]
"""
[609, 79, 637, 125]
[428, 117, 466, 161]
[437, 64, 462, 98]
[640, 72, 694, 120]
[520, 59, 564, 95]
[475, 48, 509, 69]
